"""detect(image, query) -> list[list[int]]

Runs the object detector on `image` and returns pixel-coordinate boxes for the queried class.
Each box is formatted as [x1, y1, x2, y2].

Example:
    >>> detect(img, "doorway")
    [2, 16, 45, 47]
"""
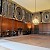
[34, 25, 39, 34]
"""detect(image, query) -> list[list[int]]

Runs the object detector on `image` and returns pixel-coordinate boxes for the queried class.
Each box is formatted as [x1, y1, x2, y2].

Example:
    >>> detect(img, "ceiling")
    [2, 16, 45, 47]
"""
[12, 0, 50, 13]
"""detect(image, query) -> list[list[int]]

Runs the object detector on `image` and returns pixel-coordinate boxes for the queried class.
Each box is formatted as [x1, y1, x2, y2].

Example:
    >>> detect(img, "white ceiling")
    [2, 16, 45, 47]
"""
[12, 0, 50, 13]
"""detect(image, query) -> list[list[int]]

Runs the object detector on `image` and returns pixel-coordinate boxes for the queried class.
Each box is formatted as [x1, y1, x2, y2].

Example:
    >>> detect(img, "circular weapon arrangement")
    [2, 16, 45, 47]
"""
[42, 12, 50, 23]
[16, 7, 23, 21]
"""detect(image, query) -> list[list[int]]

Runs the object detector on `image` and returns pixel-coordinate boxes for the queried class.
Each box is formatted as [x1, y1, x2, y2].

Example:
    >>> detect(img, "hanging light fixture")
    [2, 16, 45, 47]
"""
[35, 0, 36, 13]
[32, 0, 39, 25]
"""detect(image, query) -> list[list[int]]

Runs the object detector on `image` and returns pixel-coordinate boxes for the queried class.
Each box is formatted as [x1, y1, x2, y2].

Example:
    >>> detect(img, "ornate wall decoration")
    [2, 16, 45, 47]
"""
[23, 11, 31, 22]
[22, 9, 25, 20]
[2, 0, 33, 22]
[42, 12, 50, 23]
[8, 2, 14, 18]
[23, 11, 32, 23]
[16, 7, 23, 21]
[29, 13, 32, 22]
[2, 0, 8, 17]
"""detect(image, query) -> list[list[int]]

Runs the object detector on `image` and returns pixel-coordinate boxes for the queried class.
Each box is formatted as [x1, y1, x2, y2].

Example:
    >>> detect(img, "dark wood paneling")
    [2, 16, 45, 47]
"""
[0, 16, 2, 36]
[0, 16, 27, 32]
[39, 23, 50, 34]
[0, 16, 50, 35]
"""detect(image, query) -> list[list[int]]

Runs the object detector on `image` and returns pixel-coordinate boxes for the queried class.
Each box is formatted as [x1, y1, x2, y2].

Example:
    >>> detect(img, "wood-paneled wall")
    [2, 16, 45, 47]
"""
[0, 16, 27, 33]
[26, 22, 50, 34]
[39, 23, 50, 34]
[0, 16, 50, 36]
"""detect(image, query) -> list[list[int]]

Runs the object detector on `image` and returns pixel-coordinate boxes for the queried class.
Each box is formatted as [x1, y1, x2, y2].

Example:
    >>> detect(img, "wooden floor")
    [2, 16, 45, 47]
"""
[4, 34, 50, 48]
